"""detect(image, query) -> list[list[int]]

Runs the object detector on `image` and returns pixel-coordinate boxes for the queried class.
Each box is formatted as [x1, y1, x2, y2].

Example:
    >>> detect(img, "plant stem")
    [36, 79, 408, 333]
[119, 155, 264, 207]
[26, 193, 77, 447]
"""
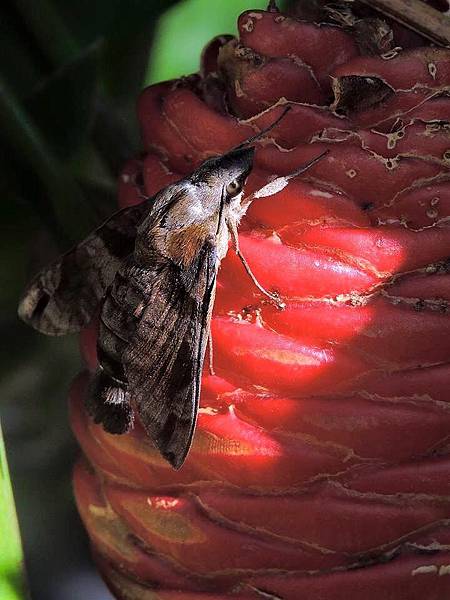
[358, 0, 450, 47]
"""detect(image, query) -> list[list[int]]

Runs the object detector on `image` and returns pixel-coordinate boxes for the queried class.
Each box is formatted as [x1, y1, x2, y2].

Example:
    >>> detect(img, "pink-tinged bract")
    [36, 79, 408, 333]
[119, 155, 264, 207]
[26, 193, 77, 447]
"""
[71, 5, 450, 599]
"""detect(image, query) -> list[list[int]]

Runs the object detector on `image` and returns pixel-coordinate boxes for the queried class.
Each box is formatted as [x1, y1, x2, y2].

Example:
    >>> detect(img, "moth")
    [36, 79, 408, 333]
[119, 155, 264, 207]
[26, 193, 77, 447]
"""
[18, 112, 327, 469]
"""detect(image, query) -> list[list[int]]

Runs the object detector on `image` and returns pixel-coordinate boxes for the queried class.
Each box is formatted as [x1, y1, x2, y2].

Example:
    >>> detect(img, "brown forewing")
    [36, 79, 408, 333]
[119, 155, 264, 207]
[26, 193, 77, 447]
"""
[18, 200, 152, 335]
[123, 242, 218, 469]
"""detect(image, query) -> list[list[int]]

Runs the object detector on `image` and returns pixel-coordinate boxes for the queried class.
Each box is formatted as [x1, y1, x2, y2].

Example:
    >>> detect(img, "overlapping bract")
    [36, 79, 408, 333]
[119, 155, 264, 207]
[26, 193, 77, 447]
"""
[72, 6, 450, 599]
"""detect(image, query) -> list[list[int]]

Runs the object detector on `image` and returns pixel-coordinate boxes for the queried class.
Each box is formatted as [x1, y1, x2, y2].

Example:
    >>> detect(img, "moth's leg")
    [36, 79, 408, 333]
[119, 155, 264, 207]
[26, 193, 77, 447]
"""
[228, 220, 285, 310]
[208, 326, 215, 376]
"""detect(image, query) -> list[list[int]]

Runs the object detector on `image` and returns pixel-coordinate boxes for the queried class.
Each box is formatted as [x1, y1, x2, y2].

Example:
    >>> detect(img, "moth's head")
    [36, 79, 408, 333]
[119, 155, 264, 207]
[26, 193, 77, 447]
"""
[191, 146, 255, 201]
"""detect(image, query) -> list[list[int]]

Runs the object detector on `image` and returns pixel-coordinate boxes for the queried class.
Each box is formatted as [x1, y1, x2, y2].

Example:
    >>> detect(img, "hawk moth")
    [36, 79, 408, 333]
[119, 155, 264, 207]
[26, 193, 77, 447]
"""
[18, 118, 327, 469]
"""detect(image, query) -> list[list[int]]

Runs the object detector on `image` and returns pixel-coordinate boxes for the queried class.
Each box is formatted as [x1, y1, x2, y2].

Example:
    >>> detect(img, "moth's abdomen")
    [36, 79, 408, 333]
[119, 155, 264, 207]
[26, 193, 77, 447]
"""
[97, 267, 145, 381]
[86, 370, 133, 435]
[87, 262, 152, 435]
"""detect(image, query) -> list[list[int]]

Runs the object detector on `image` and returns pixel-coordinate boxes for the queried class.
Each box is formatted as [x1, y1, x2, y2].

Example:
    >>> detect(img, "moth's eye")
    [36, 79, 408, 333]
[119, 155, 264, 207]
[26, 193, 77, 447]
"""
[226, 179, 243, 198]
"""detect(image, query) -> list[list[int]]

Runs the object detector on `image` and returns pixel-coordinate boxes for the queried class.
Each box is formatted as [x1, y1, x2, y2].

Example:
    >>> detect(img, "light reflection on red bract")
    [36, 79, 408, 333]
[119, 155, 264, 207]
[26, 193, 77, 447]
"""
[72, 5, 450, 599]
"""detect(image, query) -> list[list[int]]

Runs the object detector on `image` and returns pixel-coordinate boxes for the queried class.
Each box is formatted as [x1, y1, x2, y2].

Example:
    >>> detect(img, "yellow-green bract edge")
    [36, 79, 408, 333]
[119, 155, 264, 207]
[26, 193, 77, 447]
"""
[0, 422, 28, 600]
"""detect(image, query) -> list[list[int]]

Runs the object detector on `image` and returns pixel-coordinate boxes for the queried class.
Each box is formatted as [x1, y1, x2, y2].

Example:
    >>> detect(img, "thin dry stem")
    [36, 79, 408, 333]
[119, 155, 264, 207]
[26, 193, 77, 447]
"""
[358, 0, 450, 47]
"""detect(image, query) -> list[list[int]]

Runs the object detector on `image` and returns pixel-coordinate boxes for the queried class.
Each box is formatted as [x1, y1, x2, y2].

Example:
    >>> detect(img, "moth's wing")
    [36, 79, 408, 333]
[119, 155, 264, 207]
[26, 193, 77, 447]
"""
[18, 201, 151, 335]
[125, 244, 217, 469]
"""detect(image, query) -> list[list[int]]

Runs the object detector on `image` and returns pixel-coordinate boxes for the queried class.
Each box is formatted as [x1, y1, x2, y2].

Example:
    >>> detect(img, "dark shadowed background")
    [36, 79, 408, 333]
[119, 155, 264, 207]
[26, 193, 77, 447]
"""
[0, 1, 275, 598]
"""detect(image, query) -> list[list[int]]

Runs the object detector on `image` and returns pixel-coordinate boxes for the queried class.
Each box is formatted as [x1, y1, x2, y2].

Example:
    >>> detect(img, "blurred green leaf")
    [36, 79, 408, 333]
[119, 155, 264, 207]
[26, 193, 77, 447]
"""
[99, 0, 183, 162]
[91, 99, 137, 176]
[26, 43, 100, 159]
[147, 0, 269, 83]
[0, 78, 96, 244]
[101, 1, 180, 101]
[53, 0, 147, 47]
[0, 5, 45, 99]
[11, 0, 79, 67]
[0, 423, 28, 600]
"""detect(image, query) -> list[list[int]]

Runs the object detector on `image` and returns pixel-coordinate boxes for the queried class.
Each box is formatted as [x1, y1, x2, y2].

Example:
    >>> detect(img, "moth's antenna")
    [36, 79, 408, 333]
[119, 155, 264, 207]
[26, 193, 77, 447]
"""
[233, 105, 292, 151]
[283, 149, 330, 181]
[249, 149, 330, 201]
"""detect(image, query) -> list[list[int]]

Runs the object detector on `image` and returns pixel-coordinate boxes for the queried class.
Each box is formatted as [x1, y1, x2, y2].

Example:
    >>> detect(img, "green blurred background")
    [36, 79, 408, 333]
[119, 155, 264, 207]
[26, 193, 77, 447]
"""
[0, 1, 276, 598]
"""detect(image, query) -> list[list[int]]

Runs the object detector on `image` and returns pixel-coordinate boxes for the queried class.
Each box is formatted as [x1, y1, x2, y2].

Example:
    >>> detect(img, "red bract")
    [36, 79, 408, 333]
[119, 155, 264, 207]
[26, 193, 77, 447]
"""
[71, 3, 450, 599]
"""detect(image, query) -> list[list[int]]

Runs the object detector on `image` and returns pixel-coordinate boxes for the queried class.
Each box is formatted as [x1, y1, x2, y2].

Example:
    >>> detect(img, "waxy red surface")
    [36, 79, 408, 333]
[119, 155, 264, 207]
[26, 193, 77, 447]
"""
[72, 5, 450, 599]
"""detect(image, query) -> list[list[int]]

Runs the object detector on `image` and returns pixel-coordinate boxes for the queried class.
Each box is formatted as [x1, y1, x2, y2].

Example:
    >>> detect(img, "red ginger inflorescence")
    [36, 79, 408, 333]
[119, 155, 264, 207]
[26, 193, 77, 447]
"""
[72, 4, 450, 599]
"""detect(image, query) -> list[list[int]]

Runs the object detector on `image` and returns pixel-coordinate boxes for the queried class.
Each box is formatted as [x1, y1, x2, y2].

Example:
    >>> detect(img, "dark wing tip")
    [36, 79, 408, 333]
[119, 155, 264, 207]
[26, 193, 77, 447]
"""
[18, 285, 50, 327]
[156, 409, 197, 470]
[163, 446, 190, 470]
[17, 260, 65, 334]
[17, 280, 81, 336]
[164, 451, 182, 470]
[17, 265, 88, 336]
